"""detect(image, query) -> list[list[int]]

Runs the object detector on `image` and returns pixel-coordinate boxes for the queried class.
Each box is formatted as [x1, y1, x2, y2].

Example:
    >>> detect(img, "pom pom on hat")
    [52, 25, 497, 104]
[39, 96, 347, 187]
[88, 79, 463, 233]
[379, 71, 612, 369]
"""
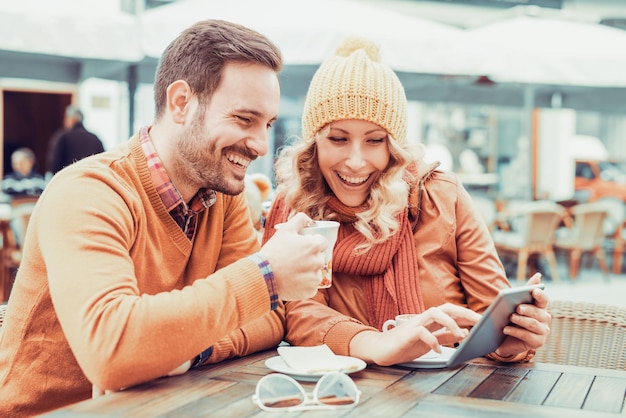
[302, 36, 407, 143]
[335, 36, 381, 61]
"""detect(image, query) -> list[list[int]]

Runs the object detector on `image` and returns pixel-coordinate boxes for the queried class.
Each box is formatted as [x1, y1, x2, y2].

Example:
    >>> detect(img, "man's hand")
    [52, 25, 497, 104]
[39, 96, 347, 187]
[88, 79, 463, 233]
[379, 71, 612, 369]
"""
[260, 213, 328, 300]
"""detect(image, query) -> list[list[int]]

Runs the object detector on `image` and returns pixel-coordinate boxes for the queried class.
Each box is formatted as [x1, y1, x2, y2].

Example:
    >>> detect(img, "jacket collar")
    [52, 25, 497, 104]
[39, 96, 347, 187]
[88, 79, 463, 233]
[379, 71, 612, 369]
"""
[407, 159, 441, 230]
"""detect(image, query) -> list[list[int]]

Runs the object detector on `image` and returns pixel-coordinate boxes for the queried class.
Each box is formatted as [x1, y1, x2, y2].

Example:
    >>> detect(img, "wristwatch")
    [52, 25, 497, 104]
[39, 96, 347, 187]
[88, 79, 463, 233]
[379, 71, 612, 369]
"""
[487, 349, 536, 363]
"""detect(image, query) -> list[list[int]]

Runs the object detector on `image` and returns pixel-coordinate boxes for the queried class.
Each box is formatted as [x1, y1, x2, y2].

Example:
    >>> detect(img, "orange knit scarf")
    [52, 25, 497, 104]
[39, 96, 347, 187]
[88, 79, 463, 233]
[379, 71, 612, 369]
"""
[267, 192, 425, 330]
[325, 197, 424, 329]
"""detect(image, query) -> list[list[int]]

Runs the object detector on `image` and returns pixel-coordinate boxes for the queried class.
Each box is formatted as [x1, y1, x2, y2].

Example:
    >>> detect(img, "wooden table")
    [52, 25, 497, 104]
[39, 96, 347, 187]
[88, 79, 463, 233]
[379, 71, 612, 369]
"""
[43, 349, 626, 417]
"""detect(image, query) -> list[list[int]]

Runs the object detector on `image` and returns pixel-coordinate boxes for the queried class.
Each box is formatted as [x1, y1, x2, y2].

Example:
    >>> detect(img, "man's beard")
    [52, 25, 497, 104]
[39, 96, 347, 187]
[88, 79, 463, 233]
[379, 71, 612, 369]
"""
[173, 115, 249, 196]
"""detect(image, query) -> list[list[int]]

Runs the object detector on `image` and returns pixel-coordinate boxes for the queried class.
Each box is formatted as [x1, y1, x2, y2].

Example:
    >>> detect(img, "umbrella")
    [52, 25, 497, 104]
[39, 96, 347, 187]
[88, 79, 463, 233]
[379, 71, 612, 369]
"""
[138, 0, 501, 83]
[0, 8, 143, 83]
[464, 6, 626, 87]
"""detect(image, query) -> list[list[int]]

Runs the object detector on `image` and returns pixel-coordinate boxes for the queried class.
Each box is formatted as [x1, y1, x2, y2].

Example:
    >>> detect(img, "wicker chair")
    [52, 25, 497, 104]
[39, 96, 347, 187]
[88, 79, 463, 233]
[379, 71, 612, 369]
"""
[534, 300, 626, 370]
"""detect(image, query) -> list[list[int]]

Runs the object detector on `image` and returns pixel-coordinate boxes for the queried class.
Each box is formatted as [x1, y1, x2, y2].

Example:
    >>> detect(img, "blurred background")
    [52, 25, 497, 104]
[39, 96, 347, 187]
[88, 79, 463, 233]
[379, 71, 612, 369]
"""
[4, 0, 626, 200]
[1, 0, 626, 304]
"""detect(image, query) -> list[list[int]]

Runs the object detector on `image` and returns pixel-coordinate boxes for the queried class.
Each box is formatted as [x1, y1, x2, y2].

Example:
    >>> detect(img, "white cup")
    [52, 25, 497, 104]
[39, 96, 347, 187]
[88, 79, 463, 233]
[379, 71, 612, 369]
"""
[301, 221, 339, 288]
[382, 314, 419, 332]
[382, 313, 439, 358]
[275, 220, 339, 288]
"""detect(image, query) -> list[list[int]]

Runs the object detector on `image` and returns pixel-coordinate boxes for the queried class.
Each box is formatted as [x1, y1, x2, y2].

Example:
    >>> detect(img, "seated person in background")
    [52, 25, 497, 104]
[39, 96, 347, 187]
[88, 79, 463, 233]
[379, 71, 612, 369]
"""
[263, 36, 551, 367]
[1, 147, 46, 197]
[244, 173, 274, 238]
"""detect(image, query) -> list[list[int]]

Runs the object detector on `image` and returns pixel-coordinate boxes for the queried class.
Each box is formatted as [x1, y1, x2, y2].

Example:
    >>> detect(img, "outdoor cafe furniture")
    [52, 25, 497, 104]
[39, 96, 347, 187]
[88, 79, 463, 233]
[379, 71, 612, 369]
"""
[492, 200, 564, 283]
[534, 299, 626, 370]
[553, 201, 610, 280]
[594, 197, 626, 274]
[0, 203, 13, 303]
[43, 347, 626, 417]
[0, 195, 38, 303]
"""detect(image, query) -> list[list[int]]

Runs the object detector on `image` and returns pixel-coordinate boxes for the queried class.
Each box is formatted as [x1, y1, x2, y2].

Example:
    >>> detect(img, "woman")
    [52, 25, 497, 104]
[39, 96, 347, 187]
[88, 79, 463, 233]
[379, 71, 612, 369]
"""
[262, 37, 551, 366]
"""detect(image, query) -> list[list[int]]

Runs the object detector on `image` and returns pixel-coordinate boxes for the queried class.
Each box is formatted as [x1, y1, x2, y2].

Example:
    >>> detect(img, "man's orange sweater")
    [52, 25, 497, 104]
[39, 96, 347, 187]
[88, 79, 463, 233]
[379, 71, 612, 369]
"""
[0, 135, 284, 417]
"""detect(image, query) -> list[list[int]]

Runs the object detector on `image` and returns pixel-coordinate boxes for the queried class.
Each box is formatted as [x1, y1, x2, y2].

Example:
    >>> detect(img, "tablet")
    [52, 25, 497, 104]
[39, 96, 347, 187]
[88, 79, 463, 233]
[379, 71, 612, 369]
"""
[398, 283, 545, 369]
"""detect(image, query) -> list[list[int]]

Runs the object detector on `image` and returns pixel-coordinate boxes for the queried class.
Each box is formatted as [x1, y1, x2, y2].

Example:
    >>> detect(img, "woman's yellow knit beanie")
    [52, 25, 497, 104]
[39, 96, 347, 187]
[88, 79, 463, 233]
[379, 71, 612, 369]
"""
[302, 36, 407, 143]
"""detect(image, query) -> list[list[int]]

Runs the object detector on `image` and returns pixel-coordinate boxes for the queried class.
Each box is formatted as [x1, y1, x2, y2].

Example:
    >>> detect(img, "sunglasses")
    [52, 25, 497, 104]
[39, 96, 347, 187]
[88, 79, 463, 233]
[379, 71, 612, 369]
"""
[252, 372, 361, 412]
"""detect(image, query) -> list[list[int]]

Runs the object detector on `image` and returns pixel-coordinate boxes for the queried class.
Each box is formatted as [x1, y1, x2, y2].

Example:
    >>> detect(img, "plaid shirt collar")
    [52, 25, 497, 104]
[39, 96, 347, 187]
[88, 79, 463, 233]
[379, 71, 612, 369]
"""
[139, 126, 216, 214]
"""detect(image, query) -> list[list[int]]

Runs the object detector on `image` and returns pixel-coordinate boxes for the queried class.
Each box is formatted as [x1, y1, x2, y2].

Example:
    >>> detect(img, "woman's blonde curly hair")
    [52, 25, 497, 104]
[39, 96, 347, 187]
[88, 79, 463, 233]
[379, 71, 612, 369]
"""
[274, 125, 423, 252]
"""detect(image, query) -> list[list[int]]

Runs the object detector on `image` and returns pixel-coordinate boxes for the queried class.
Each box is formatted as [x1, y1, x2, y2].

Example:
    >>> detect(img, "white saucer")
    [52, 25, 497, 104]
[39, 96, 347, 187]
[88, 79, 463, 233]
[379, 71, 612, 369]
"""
[265, 355, 366, 381]
[397, 346, 457, 369]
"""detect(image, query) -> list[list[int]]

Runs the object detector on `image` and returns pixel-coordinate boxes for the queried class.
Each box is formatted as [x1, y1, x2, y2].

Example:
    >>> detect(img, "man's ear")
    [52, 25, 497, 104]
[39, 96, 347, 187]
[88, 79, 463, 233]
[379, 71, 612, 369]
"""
[166, 80, 193, 124]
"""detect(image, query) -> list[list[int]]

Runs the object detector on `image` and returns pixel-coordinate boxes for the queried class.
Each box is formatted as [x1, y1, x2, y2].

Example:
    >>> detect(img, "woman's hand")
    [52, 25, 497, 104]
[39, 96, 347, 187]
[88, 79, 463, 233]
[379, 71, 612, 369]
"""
[494, 273, 552, 358]
[349, 304, 480, 366]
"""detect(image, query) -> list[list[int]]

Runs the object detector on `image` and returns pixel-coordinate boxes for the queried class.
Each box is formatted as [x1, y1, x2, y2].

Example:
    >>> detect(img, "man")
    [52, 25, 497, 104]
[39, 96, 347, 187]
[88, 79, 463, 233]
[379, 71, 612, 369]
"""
[1, 147, 46, 197]
[1, 147, 46, 251]
[47, 105, 105, 174]
[0, 19, 326, 417]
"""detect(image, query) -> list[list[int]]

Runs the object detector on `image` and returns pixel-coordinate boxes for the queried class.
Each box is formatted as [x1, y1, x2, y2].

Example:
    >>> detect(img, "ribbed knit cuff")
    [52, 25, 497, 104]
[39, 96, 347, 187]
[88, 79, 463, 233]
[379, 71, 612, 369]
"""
[323, 319, 377, 357]
[248, 253, 278, 311]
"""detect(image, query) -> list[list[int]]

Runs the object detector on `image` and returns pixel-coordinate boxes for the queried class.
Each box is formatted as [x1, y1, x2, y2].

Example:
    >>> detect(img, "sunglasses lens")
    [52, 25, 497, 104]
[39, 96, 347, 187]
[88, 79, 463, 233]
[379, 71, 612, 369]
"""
[257, 374, 305, 409]
[316, 372, 359, 406]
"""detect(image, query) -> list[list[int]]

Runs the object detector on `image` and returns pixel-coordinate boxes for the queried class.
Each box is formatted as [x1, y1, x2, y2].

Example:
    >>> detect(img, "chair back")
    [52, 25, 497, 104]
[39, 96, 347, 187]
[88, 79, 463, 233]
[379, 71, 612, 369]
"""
[534, 300, 626, 370]
[1, 196, 39, 302]
[9, 195, 39, 208]
[513, 201, 564, 249]
[8, 195, 38, 248]
[595, 197, 626, 236]
[523, 209, 563, 248]
[567, 202, 609, 250]
[594, 197, 626, 274]
[492, 200, 565, 282]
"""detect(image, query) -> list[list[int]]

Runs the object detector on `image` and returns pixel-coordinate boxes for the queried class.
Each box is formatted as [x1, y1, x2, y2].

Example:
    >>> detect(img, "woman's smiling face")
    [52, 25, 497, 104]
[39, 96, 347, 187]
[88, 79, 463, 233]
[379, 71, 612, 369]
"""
[315, 119, 391, 207]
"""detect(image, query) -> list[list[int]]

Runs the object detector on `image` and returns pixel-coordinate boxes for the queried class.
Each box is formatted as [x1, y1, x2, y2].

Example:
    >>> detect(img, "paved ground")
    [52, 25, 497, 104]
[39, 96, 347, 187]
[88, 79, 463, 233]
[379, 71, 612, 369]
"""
[510, 256, 626, 308]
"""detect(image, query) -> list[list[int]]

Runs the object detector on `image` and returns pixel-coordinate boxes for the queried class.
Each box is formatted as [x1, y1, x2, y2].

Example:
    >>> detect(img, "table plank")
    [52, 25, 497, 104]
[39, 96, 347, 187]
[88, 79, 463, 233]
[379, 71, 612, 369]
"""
[433, 364, 494, 396]
[47, 377, 234, 417]
[470, 365, 528, 400]
[582, 376, 626, 414]
[544, 372, 595, 410]
[341, 367, 460, 417]
[506, 369, 561, 405]
[160, 380, 257, 418]
[410, 393, 620, 418]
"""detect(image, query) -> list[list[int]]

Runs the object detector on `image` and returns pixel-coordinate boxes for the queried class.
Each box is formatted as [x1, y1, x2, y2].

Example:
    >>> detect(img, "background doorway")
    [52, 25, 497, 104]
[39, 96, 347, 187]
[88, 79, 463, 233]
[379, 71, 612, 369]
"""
[2, 90, 72, 176]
